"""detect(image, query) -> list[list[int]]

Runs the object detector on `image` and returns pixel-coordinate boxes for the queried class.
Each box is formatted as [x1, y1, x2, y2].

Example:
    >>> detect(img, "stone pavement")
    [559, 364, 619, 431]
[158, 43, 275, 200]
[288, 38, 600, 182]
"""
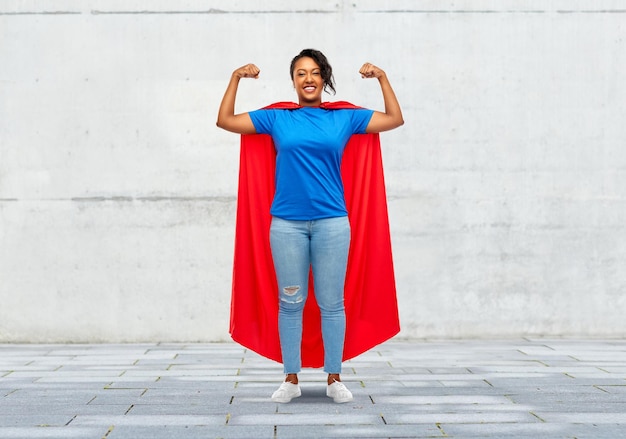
[1, 339, 625, 439]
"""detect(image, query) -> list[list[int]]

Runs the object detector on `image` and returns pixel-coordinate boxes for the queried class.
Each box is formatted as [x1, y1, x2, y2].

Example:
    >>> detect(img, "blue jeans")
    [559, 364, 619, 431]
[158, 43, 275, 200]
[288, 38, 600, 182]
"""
[269, 216, 350, 374]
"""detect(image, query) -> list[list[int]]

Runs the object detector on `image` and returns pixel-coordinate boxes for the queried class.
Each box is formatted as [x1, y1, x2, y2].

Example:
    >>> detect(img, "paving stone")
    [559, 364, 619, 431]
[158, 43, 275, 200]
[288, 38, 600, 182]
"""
[507, 390, 626, 405]
[0, 403, 132, 416]
[70, 414, 226, 427]
[128, 403, 229, 416]
[276, 424, 444, 438]
[383, 411, 541, 424]
[440, 422, 578, 438]
[227, 412, 383, 426]
[0, 415, 76, 428]
[538, 411, 626, 423]
[438, 380, 498, 388]
[373, 394, 512, 404]
[0, 426, 107, 438]
[105, 425, 274, 439]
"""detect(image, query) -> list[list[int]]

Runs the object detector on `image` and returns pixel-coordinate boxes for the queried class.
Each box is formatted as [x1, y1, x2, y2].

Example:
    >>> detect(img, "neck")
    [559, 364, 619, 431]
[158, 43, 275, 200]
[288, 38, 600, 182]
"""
[298, 100, 322, 107]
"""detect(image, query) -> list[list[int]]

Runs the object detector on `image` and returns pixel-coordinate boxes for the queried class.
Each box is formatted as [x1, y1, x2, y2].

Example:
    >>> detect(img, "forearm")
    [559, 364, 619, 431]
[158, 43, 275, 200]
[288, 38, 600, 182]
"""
[378, 73, 404, 126]
[216, 74, 241, 128]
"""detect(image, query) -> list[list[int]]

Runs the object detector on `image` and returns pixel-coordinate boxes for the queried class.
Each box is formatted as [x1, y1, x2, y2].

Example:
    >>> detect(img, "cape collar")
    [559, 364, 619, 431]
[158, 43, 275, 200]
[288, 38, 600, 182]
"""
[262, 101, 362, 110]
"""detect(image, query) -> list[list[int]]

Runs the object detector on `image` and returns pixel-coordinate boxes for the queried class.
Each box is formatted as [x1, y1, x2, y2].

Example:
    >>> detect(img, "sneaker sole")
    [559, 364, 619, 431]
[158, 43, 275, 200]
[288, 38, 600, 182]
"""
[330, 395, 353, 403]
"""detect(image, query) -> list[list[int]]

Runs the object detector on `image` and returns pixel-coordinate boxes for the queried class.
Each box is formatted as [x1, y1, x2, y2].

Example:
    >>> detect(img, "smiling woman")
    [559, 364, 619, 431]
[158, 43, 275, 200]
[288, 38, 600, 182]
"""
[216, 48, 403, 405]
[289, 48, 336, 106]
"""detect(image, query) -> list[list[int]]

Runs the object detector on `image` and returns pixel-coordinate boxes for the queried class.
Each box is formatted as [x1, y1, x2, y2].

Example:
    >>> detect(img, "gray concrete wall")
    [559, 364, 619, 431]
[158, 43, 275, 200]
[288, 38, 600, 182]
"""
[1, 0, 625, 342]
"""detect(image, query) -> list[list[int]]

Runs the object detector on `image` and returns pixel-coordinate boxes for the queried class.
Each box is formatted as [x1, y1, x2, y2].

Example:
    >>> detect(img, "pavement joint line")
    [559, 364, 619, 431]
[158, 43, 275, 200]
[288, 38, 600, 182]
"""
[530, 411, 546, 422]
[101, 425, 114, 438]
[594, 385, 610, 393]
[436, 422, 448, 437]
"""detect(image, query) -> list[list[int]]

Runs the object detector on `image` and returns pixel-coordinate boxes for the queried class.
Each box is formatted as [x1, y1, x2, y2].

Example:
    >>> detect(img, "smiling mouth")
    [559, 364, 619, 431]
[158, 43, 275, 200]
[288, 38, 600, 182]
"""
[303, 86, 316, 92]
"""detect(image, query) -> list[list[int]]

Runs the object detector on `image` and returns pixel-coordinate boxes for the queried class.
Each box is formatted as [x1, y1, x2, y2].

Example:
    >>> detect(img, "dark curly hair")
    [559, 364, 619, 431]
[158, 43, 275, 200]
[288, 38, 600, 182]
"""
[290, 49, 336, 95]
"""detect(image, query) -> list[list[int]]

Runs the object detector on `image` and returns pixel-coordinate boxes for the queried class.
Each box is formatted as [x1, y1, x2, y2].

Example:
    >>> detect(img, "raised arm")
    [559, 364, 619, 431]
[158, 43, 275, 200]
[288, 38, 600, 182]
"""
[216, 64, 260, 134]
[359, 63, 404, 133]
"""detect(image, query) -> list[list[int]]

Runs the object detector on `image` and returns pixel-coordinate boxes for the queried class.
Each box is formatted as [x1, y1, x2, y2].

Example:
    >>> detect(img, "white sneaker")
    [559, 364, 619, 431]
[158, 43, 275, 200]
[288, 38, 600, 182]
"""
[327, 381, 353, 403]
[271, 381, 301, 403]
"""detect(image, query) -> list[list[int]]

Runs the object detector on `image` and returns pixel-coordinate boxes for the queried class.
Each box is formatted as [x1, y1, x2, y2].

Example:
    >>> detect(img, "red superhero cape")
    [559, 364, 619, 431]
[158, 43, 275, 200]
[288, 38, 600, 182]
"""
[230, 101, 400, 367]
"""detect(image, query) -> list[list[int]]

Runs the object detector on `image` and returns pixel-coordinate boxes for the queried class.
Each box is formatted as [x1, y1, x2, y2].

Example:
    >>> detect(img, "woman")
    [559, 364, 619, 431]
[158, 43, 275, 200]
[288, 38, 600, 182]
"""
[217, 49, 403, 403]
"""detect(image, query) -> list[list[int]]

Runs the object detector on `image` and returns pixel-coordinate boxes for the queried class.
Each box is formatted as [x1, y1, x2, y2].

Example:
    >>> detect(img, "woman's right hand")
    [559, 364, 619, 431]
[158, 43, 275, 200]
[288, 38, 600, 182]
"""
[233, 64, 260, 79]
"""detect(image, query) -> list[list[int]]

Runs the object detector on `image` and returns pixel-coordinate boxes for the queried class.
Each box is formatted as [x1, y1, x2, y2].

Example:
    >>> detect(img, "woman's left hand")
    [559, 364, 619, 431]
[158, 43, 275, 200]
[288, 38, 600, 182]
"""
[359, 63, 386, 79]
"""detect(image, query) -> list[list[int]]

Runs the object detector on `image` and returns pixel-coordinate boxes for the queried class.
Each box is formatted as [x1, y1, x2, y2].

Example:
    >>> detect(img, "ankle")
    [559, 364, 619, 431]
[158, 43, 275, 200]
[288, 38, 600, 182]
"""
[327, 374, 341, 385]
[285, 374, 298, 384]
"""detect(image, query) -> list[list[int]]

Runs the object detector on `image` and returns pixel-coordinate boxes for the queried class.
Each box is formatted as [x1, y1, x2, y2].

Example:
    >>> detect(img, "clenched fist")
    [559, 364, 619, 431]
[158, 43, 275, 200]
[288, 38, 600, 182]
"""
[233, 63, 260, 79]
[359, 63, 386, 79]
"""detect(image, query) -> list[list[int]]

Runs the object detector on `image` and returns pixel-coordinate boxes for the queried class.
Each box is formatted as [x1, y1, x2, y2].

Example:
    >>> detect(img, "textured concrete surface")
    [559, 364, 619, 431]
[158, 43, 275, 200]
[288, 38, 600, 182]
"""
[1, 339, 626, 438]
[2, 0, 626, 342]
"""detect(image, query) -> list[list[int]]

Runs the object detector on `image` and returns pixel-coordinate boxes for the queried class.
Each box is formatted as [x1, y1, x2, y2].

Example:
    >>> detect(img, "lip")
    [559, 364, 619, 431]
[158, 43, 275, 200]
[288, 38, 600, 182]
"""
[303, 86, 316, 93]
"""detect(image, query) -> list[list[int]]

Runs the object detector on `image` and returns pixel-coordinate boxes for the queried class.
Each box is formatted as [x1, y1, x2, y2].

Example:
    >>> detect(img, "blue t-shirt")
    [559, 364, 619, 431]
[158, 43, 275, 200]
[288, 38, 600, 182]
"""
[249, 106, 374, 220]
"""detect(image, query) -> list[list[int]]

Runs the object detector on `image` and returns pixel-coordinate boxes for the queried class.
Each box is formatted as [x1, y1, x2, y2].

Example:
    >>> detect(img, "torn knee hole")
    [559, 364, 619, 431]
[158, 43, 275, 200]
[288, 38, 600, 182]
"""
[282, 286, 300, 296]
[280, 285, 304, 304]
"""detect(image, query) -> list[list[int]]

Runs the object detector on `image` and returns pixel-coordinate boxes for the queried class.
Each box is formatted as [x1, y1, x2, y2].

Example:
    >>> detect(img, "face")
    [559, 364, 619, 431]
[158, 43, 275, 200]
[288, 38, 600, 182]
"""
[292, 57, 324, 106]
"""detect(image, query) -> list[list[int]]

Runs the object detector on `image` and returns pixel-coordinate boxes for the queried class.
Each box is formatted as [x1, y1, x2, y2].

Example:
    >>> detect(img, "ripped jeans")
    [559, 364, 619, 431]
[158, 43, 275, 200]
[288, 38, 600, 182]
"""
[269, 216, 350, 374]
